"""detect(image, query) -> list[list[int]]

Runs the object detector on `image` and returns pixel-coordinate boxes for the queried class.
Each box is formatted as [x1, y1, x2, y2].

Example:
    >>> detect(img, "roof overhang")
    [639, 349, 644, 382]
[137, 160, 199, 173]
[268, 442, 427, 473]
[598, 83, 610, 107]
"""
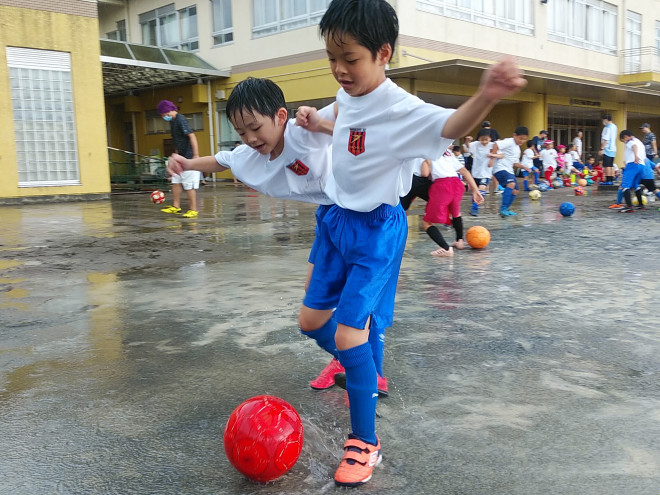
[100, 40, 230, 96]
[386, 59, 660, 107]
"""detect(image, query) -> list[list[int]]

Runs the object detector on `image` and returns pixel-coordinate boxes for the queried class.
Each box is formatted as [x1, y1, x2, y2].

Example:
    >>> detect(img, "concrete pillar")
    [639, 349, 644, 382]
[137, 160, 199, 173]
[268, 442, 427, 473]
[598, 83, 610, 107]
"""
[519, 95, 547, 136]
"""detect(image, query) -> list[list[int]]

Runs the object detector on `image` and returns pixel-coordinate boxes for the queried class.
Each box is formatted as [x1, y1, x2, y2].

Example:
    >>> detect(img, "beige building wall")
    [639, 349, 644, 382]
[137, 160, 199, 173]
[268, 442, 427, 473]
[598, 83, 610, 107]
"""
[0, 3, 109, 201]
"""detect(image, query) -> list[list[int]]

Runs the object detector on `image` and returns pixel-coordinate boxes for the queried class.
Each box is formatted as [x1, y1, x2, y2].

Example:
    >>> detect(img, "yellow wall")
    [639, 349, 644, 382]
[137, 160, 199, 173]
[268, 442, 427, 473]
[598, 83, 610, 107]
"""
[0, 6, 109, 200]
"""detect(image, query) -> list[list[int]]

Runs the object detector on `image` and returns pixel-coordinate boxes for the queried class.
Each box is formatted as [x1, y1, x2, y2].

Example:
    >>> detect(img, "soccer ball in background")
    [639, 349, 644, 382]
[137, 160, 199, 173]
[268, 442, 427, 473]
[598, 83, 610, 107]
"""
[224, 395, 304, 483]
[632, 195, 648, 206]
[559, 202, 575, 217]
[150, 190, 166, 204]
[529, 190, 542, 200]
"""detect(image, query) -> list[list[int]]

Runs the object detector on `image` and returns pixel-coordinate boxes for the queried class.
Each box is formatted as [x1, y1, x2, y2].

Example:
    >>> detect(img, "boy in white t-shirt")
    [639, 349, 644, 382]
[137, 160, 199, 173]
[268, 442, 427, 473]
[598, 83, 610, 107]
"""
[419, 150, 483, 257]
[540, 140, 558, 188]
[295, 0, 527, 486]
[617, 129, 646, 213]
[468, 129, 494, 216]
[520, 139, 539, 191]
[489, 126, 532, 217]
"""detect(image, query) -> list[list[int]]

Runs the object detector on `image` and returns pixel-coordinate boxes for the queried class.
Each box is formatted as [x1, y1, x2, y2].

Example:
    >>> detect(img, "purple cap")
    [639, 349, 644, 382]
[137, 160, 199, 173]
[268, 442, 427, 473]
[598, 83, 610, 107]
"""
[157, 100, 177, 114]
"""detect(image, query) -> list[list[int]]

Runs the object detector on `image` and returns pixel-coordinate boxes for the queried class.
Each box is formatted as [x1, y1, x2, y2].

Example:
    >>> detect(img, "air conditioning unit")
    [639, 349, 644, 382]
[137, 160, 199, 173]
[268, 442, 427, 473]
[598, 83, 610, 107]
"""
[215, 90, 226, 100]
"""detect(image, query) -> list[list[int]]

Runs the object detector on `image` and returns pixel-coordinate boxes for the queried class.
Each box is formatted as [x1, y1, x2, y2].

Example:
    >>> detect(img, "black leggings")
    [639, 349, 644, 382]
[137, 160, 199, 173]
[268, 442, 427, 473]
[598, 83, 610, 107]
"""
[400, 175, 432, 211]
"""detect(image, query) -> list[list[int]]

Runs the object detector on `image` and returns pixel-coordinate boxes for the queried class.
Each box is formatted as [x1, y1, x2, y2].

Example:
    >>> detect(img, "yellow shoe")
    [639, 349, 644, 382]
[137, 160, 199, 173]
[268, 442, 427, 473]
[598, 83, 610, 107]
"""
[181, 210, 198, 218]
[161, 205, 181, 214]
[334, 435, 381, 487]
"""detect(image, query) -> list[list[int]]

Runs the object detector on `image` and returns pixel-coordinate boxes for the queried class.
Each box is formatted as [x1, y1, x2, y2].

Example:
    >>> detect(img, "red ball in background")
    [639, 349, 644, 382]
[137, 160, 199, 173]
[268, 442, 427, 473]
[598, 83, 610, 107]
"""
[224, 395, 304, 483]
[150, 190, 165, 204]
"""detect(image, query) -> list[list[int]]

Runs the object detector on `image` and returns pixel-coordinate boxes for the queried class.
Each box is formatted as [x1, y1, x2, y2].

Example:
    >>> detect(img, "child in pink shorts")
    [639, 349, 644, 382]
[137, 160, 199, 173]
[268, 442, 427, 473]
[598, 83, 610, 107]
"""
[421, 150, 483, 257]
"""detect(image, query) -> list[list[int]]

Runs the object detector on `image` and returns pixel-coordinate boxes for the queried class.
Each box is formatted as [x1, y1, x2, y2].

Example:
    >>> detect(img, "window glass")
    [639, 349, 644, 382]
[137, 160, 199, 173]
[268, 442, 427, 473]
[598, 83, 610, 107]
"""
[7, 47, 80, 186]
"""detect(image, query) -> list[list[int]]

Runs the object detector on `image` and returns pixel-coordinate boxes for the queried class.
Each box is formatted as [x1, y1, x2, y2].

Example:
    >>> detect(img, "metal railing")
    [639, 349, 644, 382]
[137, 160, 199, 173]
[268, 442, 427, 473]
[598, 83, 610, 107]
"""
[108, 147, 168, 190]
[619, 46, 660, 74]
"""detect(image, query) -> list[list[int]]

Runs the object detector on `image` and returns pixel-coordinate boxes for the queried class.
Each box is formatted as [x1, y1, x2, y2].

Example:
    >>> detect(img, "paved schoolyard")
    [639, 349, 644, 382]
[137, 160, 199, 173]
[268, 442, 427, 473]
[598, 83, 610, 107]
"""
[1, 184, 659, 494]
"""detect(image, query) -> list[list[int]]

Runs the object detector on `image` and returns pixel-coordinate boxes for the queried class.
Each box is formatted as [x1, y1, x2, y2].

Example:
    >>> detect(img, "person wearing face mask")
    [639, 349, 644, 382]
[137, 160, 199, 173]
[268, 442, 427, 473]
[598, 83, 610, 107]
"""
[157, 99, 201, 218]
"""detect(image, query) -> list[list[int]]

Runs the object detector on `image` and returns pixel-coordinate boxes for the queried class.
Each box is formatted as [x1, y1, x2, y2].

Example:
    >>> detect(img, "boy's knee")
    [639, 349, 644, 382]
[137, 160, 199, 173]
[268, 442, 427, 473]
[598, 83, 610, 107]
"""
[298, 306, 331, 332]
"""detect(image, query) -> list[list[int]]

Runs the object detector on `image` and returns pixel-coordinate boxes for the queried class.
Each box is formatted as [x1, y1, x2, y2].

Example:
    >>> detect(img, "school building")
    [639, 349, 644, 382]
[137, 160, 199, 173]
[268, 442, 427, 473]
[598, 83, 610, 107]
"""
[1, 0, 660, 202]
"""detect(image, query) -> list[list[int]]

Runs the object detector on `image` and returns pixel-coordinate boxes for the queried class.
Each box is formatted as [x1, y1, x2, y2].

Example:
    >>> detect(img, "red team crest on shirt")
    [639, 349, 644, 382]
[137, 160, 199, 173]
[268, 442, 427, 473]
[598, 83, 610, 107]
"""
[287, 159, 309, 176]
[348, 128, 366, 156]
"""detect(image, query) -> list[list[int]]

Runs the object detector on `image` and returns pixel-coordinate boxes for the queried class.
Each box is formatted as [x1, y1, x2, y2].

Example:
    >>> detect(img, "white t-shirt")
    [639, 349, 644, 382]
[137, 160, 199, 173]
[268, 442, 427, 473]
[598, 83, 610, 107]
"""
[570, 150, 581, 163]
[624, 137, 646, 164]
[214, 112, 334, 205]
[521, 148, 535, 168]
[564, 150, 573, 168]
[469, 141, 493, 179]
[429, 151, 463, 180]
[572, 137, 582, 156]
[540, 148, 558, 169]
[601, 123, 618, 157]
[492, 138, 521, 174]
[326, 78, 455, 211]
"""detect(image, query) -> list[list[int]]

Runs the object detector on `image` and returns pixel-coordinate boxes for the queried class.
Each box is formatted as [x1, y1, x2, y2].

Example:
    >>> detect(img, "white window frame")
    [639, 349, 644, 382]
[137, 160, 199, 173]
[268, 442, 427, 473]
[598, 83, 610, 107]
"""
[417, 0, 535, 36]
[624, 10, 642, 72]
[252, 0, 332, 38]
[140, 4, 199, 51]
[211, 0, 234, 46]
[106, 19, 127, 41]
[7, 47, 80, 187]
[547, 0, 617, 55]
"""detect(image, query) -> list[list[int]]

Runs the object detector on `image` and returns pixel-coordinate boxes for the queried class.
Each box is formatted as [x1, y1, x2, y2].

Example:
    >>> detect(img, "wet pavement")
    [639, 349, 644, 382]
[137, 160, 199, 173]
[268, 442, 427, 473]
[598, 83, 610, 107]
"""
[1, 183, 659, 495]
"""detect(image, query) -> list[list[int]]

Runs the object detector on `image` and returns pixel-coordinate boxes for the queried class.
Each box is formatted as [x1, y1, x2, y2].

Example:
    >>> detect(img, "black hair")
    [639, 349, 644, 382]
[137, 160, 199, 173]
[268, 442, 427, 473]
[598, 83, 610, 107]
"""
[226, 77, 286, 123]
[514, 126, 529, 135]
[452, 145, 461, 152]
[619, 129, 633, 139]
[603, 113, 612, 121]
[526, 140, 534, 148]
[320, 0, 398, 61]
[587, 155, 595, 160]
[476, 129, 491, 139]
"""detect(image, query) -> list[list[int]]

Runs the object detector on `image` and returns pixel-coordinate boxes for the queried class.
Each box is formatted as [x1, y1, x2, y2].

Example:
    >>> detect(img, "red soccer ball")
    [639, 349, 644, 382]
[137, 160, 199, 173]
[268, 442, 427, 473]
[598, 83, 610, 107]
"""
[574, 186, 585, 196]
[150, 190, 165, 204]
[224, 395, 304, 483]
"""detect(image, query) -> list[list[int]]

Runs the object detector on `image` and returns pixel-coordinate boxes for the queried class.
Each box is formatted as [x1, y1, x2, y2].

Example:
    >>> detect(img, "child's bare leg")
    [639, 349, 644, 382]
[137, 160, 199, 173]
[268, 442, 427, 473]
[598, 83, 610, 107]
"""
[423, 219, 453, 257]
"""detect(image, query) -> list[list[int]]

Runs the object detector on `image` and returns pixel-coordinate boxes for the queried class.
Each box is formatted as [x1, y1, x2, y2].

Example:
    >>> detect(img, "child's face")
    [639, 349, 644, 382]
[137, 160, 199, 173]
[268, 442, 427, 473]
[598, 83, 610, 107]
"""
[587, 158, 595, 165]
[231, 108, 287, 157]
[513, 134, 528, 146]
[478, 135, 491, 146]
[324, 32, 391, 97]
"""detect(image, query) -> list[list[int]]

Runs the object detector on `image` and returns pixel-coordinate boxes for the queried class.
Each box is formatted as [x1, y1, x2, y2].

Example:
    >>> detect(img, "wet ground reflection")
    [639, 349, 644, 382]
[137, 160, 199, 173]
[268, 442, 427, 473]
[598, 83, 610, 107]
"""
[1, 184, 659, 494]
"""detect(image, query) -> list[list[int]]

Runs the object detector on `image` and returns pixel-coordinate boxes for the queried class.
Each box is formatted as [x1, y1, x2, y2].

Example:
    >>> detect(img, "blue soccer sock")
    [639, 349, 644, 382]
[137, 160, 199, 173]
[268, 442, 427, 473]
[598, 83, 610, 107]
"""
[656, 191, 660, 200]
[523, 179, 529, 190]
[368, 325, 385, 377]
[471, 199, 479, 212]
[616, 189, 623, 204]
[534, 171, 540, 184]
[502, 187, 514, 208]
[300, 316, 338, 359]
[337, 342, 378, 445]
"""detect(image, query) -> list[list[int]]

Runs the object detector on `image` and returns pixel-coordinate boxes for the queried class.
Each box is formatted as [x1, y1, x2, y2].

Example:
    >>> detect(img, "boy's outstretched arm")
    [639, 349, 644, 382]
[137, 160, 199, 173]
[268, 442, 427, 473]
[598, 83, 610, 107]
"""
[167, 153, 228, 176]
[442, 57, 527, 139]
[296, 104, 337, 135]
[458, 166, 484, 205]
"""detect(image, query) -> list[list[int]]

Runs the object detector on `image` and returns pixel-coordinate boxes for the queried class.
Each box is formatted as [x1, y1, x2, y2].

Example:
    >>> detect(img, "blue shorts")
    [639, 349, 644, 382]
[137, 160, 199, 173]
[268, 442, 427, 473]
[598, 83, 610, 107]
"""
[494, 170, 519, 188]
[474, 178, 491, 187]
[307, 204, 333, 264]
[620, 163, 643, 190]
[521, 167, 537, 177]
[303, 203, 407, 329]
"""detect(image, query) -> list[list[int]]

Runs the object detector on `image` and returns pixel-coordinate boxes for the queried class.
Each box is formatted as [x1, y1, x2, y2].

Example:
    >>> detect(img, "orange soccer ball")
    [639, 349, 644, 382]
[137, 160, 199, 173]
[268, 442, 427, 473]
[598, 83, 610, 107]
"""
[465, 225, 491, 249]
[577, 178, 587, 186]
